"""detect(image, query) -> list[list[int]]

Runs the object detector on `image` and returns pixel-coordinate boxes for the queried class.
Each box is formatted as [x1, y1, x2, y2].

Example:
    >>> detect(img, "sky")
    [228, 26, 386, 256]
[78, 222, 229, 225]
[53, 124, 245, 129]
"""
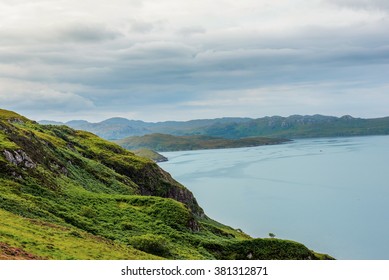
[0, 0, 389, 122]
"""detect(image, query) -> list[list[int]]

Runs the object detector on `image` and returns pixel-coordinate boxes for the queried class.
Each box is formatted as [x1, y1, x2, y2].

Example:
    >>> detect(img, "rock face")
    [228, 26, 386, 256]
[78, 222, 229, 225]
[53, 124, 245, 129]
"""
[3, 149, 37, 169]
[109, 159, 204, 217]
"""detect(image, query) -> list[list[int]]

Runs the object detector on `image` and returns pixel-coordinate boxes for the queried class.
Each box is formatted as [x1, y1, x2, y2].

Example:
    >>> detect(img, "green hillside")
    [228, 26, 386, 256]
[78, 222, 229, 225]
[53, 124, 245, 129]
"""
[0, 109, 332, 260]
[115, 133, 289, 152]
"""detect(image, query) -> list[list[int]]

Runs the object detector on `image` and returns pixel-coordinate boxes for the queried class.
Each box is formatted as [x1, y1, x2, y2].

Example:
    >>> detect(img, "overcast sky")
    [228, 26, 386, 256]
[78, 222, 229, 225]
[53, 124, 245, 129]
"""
[1, 0, 389, 122]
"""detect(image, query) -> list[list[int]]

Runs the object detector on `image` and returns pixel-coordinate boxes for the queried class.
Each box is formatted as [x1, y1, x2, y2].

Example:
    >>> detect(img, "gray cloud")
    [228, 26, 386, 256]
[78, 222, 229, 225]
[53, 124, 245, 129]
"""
[129, 20, 156, 33]
[177, 26, 206, 36]
[1, 0, 389, 121]
[58, 23, 121, 42]
[0, 24, 121, 46]
[0, 78, 95, 114]
[326, 0, 389, 11]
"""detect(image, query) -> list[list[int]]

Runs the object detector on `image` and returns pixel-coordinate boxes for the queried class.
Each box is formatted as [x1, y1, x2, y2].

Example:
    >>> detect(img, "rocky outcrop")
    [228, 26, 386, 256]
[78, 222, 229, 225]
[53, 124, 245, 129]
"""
[137, 164, 204, 217]
[3, 149, 37, 169]
[165, 182, 205, 218]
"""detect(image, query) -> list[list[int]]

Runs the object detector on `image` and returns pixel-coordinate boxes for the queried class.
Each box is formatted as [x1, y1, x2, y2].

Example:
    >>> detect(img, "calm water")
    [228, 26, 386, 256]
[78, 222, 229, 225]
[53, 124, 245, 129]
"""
[159, 136, 389, 260]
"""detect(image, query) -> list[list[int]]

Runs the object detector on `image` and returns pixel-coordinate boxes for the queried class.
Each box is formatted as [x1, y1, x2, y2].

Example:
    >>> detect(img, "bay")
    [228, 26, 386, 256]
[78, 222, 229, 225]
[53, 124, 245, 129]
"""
[159, 135, 389, 260]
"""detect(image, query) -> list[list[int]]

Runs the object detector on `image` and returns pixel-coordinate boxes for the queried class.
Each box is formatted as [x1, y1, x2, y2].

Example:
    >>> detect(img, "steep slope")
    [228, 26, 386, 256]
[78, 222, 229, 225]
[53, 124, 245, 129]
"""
[1, 109, 332, 260]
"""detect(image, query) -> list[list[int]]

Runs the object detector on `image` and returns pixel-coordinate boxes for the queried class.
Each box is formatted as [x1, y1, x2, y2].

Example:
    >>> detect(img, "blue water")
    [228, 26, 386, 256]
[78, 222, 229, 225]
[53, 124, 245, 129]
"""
[159, 136, 389, 259]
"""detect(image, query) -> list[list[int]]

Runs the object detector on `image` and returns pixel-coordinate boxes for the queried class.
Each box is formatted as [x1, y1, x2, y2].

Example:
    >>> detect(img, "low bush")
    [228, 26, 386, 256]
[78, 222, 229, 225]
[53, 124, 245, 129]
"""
[128, 234, 171, 257]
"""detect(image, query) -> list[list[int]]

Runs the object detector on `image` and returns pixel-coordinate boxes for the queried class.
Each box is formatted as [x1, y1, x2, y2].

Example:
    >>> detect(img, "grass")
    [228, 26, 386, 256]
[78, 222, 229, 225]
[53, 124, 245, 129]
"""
[0, 109, 30, 122]
[0, 208, 160, 260]
[0, 134, 19, 150]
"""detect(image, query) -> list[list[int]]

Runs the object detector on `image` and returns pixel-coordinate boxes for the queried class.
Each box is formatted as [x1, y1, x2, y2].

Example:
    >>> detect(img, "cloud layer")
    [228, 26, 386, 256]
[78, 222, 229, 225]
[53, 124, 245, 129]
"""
[0, 0, 388, 121]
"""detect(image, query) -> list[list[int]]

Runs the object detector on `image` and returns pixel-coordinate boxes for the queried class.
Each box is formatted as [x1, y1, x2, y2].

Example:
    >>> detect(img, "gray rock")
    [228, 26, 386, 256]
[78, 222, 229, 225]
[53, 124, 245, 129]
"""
[3, 149, 37, 169]
[3, 150, 17, 165]
[14, 151, 23, 164]
[60, 166, 68, 175]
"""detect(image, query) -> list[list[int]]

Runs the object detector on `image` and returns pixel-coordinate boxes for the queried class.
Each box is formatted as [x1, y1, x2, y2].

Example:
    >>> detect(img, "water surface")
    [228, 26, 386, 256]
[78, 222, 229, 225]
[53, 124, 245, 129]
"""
[159, 136, 389, 259]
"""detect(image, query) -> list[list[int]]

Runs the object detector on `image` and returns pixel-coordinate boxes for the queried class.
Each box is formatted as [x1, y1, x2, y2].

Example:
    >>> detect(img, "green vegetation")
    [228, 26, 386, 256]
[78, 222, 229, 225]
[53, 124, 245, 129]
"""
[115, 133, 289, 152]
[0, 208, 159, 260]
[1, 108, 332, 260]
[131, 148, 168, 162]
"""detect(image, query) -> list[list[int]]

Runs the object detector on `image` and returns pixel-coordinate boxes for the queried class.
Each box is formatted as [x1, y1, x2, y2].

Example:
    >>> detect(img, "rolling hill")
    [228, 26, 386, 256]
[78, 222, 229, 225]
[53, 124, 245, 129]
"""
[115, 133, 289, 152]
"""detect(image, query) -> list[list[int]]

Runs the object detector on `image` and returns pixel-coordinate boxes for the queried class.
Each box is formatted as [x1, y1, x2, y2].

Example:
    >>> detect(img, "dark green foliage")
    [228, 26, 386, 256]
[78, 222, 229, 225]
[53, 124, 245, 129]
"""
[128, 234, 171, 257]
[142, 199, 192, 230]
[80, 206, 97, 218]
[230, 239, 316, 260]
[120, 221, 134, 230]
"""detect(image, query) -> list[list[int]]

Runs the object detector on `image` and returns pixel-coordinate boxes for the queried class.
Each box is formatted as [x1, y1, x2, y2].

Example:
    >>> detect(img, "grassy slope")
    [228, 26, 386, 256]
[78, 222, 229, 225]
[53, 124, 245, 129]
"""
[0, 109, 332, 260]
[0, 208, 160, 260]
[132, 148, 168, 162]
[115, 133, 289, 152]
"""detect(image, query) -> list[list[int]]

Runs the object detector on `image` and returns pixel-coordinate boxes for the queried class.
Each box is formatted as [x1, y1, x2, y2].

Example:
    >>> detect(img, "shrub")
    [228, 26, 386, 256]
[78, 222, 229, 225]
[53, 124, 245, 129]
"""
[120, 221, 134, 230]
[80, 206, 97, 218]
[128, 234, 171, 257]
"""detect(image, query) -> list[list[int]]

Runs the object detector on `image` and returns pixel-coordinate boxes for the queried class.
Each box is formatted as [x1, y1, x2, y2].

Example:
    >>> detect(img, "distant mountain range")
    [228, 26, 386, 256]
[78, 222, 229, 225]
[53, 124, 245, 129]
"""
[39, 117, 250, 140]
[40, 114, 389, 140]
